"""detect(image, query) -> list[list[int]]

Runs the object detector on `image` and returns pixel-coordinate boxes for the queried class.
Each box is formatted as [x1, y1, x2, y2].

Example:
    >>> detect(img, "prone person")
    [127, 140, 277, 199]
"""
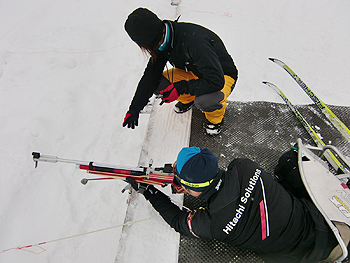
[127, 146, 349, 262]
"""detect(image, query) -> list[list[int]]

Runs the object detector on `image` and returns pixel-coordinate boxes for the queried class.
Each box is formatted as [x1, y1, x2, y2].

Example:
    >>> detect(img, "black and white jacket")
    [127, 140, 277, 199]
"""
[149, 158, 337, 262]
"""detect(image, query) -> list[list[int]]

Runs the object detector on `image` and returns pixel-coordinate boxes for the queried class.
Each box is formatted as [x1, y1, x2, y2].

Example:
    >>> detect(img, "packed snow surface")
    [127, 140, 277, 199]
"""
[0, 0, 349, 262]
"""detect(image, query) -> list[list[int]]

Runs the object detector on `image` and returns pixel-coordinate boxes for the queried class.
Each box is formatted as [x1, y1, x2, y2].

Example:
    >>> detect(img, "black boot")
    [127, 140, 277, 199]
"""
[174, 101, 194, 114]
[204, 120, 222, 135]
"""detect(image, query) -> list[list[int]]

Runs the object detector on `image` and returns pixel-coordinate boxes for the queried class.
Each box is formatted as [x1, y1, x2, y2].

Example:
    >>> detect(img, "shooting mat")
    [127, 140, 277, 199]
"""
[178, 101, 350, 263]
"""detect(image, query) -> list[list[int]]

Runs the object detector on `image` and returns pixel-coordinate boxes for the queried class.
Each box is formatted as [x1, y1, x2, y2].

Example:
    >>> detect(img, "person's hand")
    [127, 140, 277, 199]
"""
[125, 177, 158, 200]
[159, 84, 179, 103]
[122, 111, 139, 129]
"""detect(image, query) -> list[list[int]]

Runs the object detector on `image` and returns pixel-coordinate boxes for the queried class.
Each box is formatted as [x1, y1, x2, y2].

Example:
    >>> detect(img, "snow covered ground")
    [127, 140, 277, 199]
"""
[0, 0, 349, 262]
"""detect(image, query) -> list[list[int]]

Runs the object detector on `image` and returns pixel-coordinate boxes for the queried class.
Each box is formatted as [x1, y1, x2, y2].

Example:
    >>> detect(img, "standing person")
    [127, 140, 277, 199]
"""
[122, 7, 238, 135]
[127, 146, 347, 262]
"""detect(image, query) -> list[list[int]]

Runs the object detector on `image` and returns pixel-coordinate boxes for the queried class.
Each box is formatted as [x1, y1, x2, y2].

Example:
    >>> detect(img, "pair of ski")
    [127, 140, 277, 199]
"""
[264, 58, 350, 173]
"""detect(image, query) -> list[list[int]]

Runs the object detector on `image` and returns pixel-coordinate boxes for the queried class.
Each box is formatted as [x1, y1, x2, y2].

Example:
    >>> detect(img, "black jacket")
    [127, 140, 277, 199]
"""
[149, 158, 337, 262]
[128, 20, 238, 114]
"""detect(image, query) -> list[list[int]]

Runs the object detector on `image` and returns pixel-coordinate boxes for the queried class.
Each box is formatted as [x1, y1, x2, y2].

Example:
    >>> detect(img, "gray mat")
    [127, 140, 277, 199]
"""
[178, 101, 350, 263]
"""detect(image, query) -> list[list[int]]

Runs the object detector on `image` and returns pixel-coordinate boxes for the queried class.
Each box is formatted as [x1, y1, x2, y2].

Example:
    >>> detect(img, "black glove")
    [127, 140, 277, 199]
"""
[122, 111, 139, 129]
[126, 177, 158, 200]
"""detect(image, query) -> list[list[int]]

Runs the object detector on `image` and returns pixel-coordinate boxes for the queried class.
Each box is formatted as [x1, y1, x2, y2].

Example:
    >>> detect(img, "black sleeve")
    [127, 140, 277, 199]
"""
[129, 56, 166, 113]
[148, 190, 194, 237]
[190, 208, 213, 239]
[148, 190, 212, 239]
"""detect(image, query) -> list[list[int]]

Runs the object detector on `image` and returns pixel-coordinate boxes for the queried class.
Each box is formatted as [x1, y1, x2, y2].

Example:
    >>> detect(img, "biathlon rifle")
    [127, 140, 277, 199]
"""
[32, 152, 184, 194]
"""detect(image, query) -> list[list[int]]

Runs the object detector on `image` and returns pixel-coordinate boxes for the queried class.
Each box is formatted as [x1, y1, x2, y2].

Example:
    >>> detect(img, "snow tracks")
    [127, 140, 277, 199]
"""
[115, 99, 191, 263]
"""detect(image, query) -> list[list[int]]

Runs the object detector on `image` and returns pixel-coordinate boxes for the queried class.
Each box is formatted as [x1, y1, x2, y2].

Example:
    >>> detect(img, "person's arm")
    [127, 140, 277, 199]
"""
[148, 190, 194, 236]
[131, 56, 166, 110]
[149, 190, 213, 239]
[126, 178, 212, 238]
[123, 56, 166, 128]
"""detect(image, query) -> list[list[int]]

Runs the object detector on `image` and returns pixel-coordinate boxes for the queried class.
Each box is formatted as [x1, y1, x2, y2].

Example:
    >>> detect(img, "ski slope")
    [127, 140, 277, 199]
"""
[0, 0, 349, 262]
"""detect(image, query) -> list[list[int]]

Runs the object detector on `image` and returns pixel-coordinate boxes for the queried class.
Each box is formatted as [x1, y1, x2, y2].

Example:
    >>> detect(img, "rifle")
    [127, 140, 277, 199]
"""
[32, 152, 184, 194]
